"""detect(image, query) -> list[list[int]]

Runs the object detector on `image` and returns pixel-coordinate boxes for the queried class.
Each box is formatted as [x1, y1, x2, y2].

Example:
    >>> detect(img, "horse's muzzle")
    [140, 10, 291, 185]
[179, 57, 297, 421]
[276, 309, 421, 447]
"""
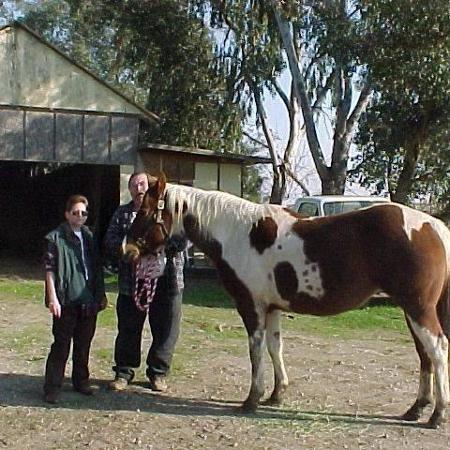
[121, 236, 140, 263]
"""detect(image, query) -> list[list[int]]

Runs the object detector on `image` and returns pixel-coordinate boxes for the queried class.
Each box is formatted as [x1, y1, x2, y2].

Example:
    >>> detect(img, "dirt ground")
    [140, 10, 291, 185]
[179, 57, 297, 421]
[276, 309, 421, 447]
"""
[1, 263, 450, 449]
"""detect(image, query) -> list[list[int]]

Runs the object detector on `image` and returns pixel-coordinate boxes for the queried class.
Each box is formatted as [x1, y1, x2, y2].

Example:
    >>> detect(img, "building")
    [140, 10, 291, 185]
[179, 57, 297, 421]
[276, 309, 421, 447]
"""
[0, 22, 270, 254]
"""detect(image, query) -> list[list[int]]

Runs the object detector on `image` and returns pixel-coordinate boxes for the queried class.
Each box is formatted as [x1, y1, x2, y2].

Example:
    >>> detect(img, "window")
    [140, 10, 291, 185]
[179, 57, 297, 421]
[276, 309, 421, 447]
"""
[162, 155, 194, 186]
[298, 202, 319, 216]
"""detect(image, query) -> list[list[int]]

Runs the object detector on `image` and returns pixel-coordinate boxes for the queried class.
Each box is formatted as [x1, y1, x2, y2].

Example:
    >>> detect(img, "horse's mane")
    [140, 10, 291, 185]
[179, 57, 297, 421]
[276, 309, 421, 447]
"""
[166, 184, 279, 233]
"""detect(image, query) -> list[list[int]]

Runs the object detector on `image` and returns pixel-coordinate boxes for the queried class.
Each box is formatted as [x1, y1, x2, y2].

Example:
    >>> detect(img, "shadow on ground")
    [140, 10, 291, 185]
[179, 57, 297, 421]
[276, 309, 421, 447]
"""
[0, 372, 426, 429]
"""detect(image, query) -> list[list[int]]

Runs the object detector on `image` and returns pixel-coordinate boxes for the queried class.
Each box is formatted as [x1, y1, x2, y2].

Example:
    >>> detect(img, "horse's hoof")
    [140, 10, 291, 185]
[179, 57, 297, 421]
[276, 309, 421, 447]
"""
[426, 411, 445, 429]
[239, 400, 258, 414]
[402, 408, 421, 422]
[262, 396, 283, 407]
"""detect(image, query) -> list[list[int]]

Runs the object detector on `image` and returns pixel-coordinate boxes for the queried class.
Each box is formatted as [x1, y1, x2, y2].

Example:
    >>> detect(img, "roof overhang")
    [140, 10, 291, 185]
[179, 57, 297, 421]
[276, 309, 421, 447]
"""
[139, 143, 272, 165]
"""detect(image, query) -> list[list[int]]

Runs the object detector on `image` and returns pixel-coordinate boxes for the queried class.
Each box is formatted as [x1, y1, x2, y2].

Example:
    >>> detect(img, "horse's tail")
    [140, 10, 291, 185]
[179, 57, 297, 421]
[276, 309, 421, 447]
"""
[437, 281, 450, 342]
[432, 218, 450, 340]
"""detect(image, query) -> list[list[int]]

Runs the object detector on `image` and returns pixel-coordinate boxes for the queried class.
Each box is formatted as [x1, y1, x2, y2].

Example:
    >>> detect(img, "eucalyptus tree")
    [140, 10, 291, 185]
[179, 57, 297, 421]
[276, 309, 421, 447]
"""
[352, 1, 450, 207]
[192, 0, 375, 201]
[193, 1, 450, 205]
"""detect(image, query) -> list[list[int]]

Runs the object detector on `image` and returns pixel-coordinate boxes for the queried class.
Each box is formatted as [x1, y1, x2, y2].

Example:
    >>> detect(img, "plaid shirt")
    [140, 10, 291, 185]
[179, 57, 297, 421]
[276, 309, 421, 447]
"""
[103, 201, 185, 296]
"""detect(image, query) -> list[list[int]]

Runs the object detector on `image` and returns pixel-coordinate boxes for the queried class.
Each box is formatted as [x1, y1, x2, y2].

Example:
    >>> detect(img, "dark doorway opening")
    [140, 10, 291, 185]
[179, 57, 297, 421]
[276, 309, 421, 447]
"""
[0, 161, 119, 257]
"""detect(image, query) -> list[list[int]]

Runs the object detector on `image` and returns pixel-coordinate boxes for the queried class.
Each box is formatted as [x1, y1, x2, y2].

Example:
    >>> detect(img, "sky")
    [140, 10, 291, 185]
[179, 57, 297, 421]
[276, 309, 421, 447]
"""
[256, 69, 373, 203]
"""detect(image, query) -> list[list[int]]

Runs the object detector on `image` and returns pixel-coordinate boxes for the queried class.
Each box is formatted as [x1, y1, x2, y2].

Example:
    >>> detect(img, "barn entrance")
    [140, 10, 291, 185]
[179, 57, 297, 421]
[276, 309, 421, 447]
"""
[0, 161, 119, 257]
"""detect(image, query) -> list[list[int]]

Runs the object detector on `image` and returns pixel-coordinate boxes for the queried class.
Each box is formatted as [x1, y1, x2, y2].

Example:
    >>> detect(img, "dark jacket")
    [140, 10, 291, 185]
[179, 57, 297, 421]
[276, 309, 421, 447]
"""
[44, 222, 105, 308]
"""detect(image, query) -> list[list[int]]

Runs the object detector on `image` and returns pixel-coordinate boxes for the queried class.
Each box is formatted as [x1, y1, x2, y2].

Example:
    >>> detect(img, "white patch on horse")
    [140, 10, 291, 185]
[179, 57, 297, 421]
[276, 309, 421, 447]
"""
[400, 205, 450, 275]
[225, 213, 325, 304]
[407, 316, 450, 410]
[400, 205, 434, 240]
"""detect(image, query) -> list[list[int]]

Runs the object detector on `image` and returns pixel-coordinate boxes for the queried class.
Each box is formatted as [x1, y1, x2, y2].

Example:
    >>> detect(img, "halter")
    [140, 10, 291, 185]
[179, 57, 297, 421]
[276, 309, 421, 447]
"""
[154, 198, 170, 239]
[133, 196, 169, 254]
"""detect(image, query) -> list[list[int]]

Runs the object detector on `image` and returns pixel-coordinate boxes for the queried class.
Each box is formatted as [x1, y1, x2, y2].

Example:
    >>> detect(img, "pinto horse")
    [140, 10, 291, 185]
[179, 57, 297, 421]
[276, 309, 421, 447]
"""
[123, 174, 450, 429]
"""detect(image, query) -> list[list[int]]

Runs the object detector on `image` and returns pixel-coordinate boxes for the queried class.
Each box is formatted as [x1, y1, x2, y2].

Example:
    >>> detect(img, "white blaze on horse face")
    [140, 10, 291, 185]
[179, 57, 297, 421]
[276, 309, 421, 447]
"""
[121, 235, 128, 255]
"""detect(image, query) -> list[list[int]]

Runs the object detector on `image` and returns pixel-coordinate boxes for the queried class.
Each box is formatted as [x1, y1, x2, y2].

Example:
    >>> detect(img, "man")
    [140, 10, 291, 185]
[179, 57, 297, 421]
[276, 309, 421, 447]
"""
[104, 172, 186, 392]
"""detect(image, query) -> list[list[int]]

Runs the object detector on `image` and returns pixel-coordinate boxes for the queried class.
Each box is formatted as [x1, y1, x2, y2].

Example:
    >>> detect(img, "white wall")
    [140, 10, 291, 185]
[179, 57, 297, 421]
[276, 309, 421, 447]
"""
[0, 26, 143, 114]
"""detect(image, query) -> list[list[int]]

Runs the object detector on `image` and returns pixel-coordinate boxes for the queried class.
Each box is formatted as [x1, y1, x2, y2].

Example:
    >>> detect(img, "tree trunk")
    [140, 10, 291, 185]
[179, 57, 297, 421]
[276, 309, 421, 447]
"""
[270, 169, 286, 204]
[391, 142, 420, 204]
[321, 169, 347, 194]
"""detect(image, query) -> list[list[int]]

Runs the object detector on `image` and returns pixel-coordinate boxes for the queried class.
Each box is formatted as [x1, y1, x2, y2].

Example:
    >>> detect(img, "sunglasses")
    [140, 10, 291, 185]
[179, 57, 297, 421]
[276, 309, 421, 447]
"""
[71, 210, 88, 217]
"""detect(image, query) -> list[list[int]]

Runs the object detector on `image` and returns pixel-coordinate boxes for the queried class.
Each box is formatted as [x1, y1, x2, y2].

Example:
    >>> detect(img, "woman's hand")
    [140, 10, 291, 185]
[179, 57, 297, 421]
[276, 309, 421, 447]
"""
[49, 299, 61, 318]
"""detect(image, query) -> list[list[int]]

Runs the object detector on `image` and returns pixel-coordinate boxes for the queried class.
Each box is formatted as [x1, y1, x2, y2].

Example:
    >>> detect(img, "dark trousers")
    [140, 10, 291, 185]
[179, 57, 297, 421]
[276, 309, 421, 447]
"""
[113, 274, 183, 381]
[44, 305, 97, 394]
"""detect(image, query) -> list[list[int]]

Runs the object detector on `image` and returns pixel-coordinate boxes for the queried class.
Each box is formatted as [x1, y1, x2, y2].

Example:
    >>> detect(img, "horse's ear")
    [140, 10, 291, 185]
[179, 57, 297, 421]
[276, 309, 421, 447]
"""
[147, 172, 166, 199]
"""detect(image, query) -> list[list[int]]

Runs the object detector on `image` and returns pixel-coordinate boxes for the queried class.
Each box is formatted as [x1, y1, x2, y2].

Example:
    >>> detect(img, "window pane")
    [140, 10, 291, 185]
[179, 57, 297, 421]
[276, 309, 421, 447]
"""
[298, 202, 319, 216]
[162, 156, 179, 182]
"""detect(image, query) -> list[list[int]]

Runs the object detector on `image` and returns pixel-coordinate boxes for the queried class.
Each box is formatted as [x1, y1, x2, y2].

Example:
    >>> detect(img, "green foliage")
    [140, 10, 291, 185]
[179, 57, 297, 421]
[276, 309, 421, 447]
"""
[352, 1, 450, 207]
[21, 0, 244, 151]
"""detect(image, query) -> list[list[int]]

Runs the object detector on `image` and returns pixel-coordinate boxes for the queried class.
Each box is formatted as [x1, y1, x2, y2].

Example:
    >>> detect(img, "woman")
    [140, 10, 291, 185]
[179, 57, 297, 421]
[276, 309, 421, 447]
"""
[43, 194, 107, 404]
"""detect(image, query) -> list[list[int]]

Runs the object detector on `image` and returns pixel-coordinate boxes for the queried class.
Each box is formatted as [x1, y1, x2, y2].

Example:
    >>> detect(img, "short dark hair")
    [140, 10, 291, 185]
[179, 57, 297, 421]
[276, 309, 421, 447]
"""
[128, 172, 147, 187]
[128, 172, 157, 187]
[65, 194, 88, 212]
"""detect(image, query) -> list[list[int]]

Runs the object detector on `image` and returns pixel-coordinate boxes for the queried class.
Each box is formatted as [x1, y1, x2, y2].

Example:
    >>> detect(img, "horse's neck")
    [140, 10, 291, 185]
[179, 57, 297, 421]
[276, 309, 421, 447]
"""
[168, 185, 265, 249]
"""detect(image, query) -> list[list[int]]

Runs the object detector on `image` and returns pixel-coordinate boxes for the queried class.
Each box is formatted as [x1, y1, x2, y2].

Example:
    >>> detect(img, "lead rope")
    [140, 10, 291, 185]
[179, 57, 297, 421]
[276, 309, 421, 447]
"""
[133, 258, 159, 312]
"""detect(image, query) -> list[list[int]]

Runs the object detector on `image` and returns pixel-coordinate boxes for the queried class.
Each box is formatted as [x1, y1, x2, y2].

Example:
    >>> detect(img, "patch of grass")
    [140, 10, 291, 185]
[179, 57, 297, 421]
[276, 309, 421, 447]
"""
[183, 278, 234, 308]
[282, 305, 407, 338]
[3, 323, 48, 355]
[183, 305, 245, 339]
[93, 347, 114, 364]
[0, 279, 43, 302]
[96, 295, 118, 328]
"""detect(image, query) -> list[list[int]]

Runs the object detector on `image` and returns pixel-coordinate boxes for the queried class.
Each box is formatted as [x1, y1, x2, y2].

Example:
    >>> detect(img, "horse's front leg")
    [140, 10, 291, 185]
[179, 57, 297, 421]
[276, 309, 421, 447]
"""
[241, 326, 266, 413]
[263, 309, 288, 406]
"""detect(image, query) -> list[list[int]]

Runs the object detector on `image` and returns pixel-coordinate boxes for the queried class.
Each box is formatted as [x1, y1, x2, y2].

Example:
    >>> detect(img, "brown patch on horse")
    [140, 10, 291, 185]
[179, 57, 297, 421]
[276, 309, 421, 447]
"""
[249, 217, 278, 254]
[288, 207, 402, 314]
[183, 214, 260, 334]
[405, 222, 448, 334]
[273, 262, 298, 299]
[273, 260, 342, 315]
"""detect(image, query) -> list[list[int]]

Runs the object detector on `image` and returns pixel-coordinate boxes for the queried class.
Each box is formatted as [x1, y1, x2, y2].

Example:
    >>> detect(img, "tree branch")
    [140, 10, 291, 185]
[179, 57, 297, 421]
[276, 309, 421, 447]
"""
[243, 131, 269, 149]
[271, 2, 328, 180]
[346, 82, 373, 136]
[284, 164, 311, 196]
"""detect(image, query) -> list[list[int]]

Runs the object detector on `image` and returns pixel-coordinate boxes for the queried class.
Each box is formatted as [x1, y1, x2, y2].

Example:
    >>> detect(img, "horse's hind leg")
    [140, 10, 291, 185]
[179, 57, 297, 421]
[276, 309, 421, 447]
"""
[407, 313, 449, 428]
[264, 309, 288, 406]
[241, 325, 266, 412]
[403, 315, 434, 421]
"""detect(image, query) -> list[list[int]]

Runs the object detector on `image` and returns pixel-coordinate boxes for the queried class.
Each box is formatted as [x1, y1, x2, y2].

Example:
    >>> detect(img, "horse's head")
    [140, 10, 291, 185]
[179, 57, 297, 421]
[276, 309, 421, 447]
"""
[122, 173, 173, 262]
